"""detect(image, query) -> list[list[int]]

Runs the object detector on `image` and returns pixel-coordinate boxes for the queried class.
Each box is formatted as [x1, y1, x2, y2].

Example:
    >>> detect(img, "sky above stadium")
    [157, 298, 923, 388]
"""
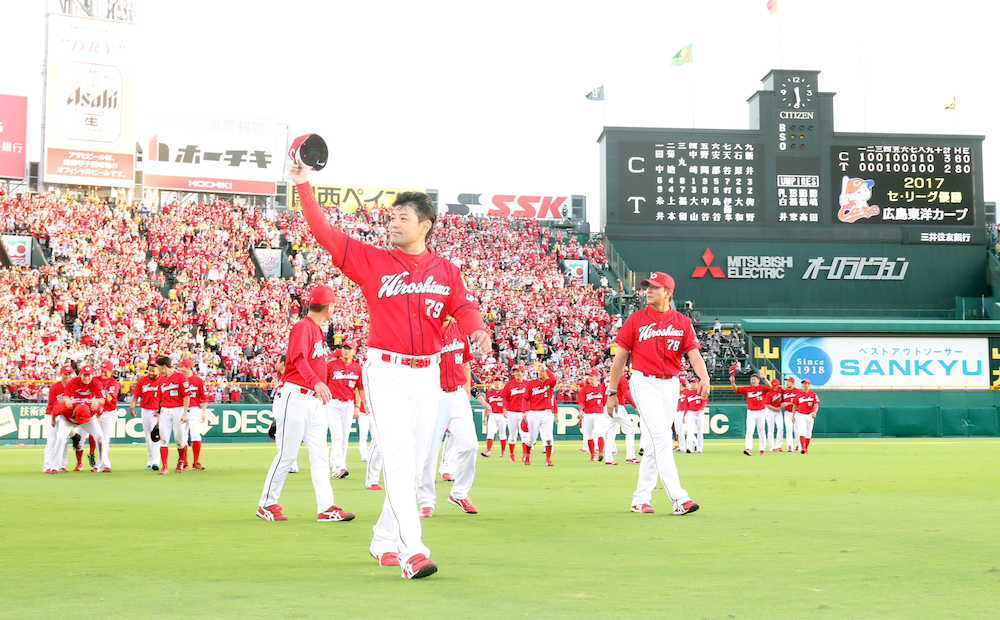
[2, 0, 997, 224]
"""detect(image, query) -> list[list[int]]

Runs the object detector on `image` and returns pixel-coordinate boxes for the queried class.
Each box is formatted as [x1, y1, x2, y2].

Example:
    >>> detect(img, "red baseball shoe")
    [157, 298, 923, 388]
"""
[366, 483, 383, 490]
[318, 505, 355, 522]
[192, 462, 205, 470]
[625, 458, 641, 464]
[256, 504, 287, 521]
[90, 467, 98, 473]
[73, 464, 83, 472]
[605, 460, 619, 466]
[630, 504, 655, 514]
[545, 459, 553, 467]
[174, 464, 183, 473]
[760, 450, 765, 455]
[743, 449, 752, 456]
[101, 467, 111, 473]
[159, 468, 170, 475]
[447, 495, 478, 514]
[401, 553, 438, 579]
[59, 467, 66, 472]
[441, 473, 454, 482]
[373, 552, 399, 566]
[420, 506, 434, 518]
[673, 500, 700, 516]
[481, 450, 491, 457]
[331, 469, 349, 479]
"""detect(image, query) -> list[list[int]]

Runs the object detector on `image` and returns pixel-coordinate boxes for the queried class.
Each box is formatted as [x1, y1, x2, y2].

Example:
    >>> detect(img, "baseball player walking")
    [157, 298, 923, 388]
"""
[179, 359, 207, 470]
[606, 272, 701, 516]
[523, 361, 556, 466]
[781, 376, 801, 452]
[683, 376, 706, 453]
[95, 361, 119, 472]
[764, 379, 784, 451]
[601, 368, 639, 465]
[326, 342, 362, 479]
[794, 379, 820, 454]
[130, 363, 163, 470]
[576, 370, 605, 461]
[501, 367, 529, 463]
[295, 164, 489, 579]
[479, 381, 506, 457]
[155, 356, 190, 474]
[256, 285, 355, 523]
[42, 365, 73, 473]
[732, 373, 768, 456]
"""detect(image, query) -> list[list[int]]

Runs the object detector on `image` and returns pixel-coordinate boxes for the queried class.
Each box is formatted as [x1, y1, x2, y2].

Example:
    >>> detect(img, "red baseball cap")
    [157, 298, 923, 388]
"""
[588, 368, 601, 377]
[640, 271, 675, 291]
[100, 360, 114, 371]
[59, 365, 72, 375]
[288, 133, 329, 171]
[309, 285, 336, 305]
[80, 364, 94, 375]
[514, 366, 526, 373]
[331, 348, 342, 359]
[771, 379, 780, 387]
[179, 359, 194, 368]
[801, 378, 811, 385]
[342, 340, 357, 349]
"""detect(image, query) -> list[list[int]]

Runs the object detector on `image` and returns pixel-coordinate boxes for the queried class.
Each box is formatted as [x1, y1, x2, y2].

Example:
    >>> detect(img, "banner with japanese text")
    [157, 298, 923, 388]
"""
[2, 235, 33, 267]
[0, 95, 27, 179]
[289, 184, 426, 212]
[563, 259, 589, 285]
[43, 14, 136, 187]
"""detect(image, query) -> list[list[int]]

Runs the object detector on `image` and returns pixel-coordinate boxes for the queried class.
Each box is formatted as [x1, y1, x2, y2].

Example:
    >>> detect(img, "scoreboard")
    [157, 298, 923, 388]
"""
[599, 70, 988, 314]
[601, 69, 985, 245]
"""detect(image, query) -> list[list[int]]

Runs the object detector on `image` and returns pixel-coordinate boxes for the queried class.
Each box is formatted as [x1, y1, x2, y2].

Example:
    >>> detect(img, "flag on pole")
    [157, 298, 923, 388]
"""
[585, 86, 605, 101]
[767, 0, 778, 14]
[944, 96, 956, 110]
[671, 44, 693, 66]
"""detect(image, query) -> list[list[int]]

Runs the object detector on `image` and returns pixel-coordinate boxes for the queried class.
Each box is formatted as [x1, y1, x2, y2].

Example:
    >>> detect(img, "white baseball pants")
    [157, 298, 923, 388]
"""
[581, 412, 600, 442]
[628, 374, 691, 509]
[325, 399, 354, 473]
[419, 388, 478, 506]
[795, 413, 815, 439]
[258, 385, 336, 513]
[42, 416, 59, 471]
[179, 407, 204, 444]
[363, 353, 439, 563]
[600, 406, 636, 462]
[365, 435, 384, 487]
[745, 409, 767, 452]
[765, 408, 783, 450]
[140, 408, 159, 466]
[358, 410, 371, 461]
[783, 410, 798, 450]
[673, 409, 686, 449]
[684, 411, 704, 452]
[158, 407, 185, 448]
[50, 416, 104, 470]
[485, 413, 507, 441]
[506, 411, 525, 445]
[97, 410, 116, 469]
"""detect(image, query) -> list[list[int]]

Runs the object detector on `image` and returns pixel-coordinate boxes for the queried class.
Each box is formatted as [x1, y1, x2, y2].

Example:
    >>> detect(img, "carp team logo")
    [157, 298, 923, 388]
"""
[838, 176, 881, 223]
[691, 248, 725, 278]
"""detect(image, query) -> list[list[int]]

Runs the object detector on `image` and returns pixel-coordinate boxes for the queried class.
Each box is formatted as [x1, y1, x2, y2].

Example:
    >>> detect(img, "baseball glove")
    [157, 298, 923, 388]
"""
[520, 416, 529, 433]
[150, 424, 160, 443]
[267, 420, 277, 440]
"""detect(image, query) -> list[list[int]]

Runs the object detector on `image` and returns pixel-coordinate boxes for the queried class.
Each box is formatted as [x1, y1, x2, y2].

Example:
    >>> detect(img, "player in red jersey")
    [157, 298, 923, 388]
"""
[480, 380, 506, 457]
[257, 286, 354, 523]
[576, 369, 605, 461]
[130, 362, 163, 470]
[523, 361, 556, 466]
[731, 373, 769, 456]
[295, 163, 488, 579]
[42, 365, 73, 473]
[794, 379, 821, 454]
[55, 365, 106, 472]
[156, 356, 190, 474]
[94, 360, 119, 472]
[601, 367, 639, 465]
[764, 379, 784, 452]
[607, 272, 703, 516]
[683, 376, 707, 453]
[501, 367, 529, 463]
[781, 376, 801, 452]
[674, 375, 690, 452]
[418, 317, 479, 515]
[179, 359, 207, 470]
[326, 342, 362, 479]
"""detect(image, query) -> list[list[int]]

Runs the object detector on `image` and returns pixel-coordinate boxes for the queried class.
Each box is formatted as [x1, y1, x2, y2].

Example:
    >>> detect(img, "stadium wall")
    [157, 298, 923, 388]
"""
[4, 397, 998, 446]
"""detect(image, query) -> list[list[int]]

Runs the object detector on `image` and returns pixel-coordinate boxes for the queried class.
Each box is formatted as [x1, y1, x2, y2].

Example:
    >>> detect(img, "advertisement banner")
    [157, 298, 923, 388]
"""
[0, 94, 27, 179]
[2, 235, 32, 266]
[254, 247, 283, 278]
[563, 259, 589, 285]
[142, 120, 286, 195]
[781, 337, 989, 389]
[289, 184, 425, 212]
[43, 14, 136, 187]
[439, 192, 572, 219]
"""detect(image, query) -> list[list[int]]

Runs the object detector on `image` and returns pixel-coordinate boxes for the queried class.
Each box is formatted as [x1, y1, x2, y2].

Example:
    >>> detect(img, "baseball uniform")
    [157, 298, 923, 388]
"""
[158, 370, 190, 471]
[576, 381, 605, 460]
[326, 355, 362, 476]
[42, 377, 70, 472]
[735, 384, 768, 454]
[794, 388, 821, 453]
[601, 374, 638, 464]
[132, 373, 163, 468]
[298, 181, 486, 568]
[764, 384, 784, 451]
[675, 386, 689, 451]
[523, 367, 556, 465]
[501, 377, 529, 462]
[683, 389, 706, 453]
[182, 370, 207, 467]
[97, 372, 120, 471]
[614, 306, 697, 512]
[53, 374, 106, 471]
[782, 383, 801, 451]
[483, 387, 507, 455]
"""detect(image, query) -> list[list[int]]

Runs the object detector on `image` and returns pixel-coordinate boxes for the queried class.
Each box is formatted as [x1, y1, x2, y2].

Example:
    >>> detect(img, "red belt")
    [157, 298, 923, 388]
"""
[442, 386, 462, 393]
[381, 353, 435, 368]
[277, 382, 315, 397]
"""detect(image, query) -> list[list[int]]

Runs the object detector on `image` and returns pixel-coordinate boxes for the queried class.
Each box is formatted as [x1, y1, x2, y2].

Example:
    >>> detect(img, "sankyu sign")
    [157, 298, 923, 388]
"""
[781, 336, 989, 389]
[142, 120, 285, 195]
[690, 247, 910, 281]
[441, 192, 573, 219]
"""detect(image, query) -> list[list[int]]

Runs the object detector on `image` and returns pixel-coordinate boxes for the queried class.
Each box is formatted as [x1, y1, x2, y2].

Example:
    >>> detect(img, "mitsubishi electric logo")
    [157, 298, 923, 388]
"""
[691, 248, 725, 278]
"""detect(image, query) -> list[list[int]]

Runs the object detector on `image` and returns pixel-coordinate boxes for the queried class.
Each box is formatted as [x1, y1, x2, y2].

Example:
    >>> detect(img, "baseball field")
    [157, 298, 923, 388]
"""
[4, 438, 998, 619]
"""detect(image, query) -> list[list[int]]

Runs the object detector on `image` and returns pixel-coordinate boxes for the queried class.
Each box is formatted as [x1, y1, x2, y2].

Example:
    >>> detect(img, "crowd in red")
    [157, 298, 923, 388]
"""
[1, 189, 621, 400]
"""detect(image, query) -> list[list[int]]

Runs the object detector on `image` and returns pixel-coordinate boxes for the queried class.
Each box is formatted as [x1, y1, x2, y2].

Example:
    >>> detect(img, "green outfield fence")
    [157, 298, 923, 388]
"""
[3, 394, 998, 446]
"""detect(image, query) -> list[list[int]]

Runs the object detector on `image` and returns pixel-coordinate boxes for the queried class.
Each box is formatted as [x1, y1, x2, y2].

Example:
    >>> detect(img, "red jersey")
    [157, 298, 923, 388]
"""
[765, 388, 784, 409]
[526, 368, 556, 411]
[795, 390, 821, 414]
[485, 388, 505, 414]
[439, 321, 473, 391]
[613, 307, 698, 377]
[133, 375, 162, 410]
[735, 385, 768, 411]
[298, 182, 486, 355]
[356, 372, 367, 413]
[617, 374, 637, 408]
[47, 380, 70, 416]
[576, 383, 606, 414]
[326, 359, 362, 401]
[284, 316, 329, 390]
[501, 380, 529, 412]
[677, 388, 690, 413]
[782, 387, 801, 412]
[159, 371, 190, 409]
[686, 391, 706, 412]
[184, 373, 206, 407]
[101, 376, 120, 413]
[64, 376, 104, 406]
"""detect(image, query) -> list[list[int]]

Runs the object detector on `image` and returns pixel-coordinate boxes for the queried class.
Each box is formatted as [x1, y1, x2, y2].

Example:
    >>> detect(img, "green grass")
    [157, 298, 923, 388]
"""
[3, 439, 999, 619]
